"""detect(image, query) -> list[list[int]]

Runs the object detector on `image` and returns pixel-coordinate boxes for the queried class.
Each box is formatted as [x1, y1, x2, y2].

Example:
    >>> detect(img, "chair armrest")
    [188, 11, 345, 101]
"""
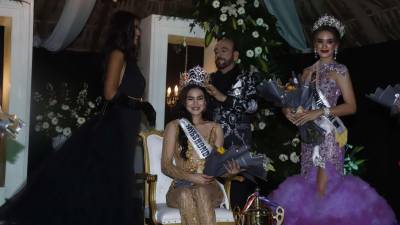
[135, 173, 157, 182]
[145, 173, 158, 225]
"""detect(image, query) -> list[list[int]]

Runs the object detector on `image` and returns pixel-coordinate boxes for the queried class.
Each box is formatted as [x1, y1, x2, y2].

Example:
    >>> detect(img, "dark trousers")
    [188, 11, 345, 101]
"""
[230, 178, 256, 210]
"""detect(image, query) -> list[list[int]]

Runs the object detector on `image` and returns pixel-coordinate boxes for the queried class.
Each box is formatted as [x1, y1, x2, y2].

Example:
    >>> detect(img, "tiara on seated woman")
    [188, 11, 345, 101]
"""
[312, 14, 345, 38]
[179, 65, 210, 88]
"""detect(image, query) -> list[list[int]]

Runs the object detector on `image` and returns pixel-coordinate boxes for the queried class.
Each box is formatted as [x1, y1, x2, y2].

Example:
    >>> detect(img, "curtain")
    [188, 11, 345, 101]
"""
[263, 0, 309, 52]
[37, 0, 96, 51]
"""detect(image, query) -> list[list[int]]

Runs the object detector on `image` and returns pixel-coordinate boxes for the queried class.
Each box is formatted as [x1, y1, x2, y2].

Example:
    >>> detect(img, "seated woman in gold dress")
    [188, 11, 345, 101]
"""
[161, 67, 240, 225]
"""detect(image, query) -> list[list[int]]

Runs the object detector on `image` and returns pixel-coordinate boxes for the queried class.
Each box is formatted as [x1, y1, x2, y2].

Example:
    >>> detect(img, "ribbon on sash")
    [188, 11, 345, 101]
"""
[178, 118, 212, 159]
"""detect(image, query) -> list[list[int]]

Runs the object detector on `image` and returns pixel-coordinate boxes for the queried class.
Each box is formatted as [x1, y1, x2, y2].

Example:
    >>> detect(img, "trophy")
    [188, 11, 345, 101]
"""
[0, 111, 25, 138]
[235, 188, 284, 225]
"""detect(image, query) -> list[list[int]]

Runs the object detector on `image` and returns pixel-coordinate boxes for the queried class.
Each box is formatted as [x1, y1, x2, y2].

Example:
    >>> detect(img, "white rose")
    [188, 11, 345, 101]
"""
[36, 115, 43, 121]
[254, 46, 262, 55]
[56, 126, 63, 133]
[35, 124, 41, 132]
[279, 154, 288, 162]
[252, 31, 259, 38]
[236, 58, 241, 64]
[88, 101, 95, 108]
[262, 108, 272, 116]
[290, 152, 300, 163]
[256, 18, 264, 26]
[237, 7, 245, 15]
[220, 14, 227, 22]
[258, 121, 266, 130]
[237, 19, 244, 25]
[221, 6, 228, 13]
[212, 0, 220, 8]
[77, 117, 86, 125]
[61, 104, 70, 110]
[42, 122, 49, 129]
[49, 99, 57, 106]
[51, 117, 59, 125]
[291, 138, 301, 147]
[47, 112, 55, 119]
[246, 49, 254, 58]
[63, 127, 72, 136]
[254, 0, 260, 8]
[236, 0, 247, 6]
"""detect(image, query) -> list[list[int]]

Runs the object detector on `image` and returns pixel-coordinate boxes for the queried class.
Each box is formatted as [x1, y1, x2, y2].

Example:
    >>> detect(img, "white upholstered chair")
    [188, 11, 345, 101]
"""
[139, 130, 236, 225]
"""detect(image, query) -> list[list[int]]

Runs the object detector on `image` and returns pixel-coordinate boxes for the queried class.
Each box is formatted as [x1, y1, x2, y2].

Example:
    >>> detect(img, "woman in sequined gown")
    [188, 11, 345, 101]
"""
[162, 83, 240, 225]
[269, 16, 398, 225]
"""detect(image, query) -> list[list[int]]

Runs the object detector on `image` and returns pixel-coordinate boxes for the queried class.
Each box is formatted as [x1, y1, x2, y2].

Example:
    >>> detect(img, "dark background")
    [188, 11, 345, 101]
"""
[29, 40, 400, 216]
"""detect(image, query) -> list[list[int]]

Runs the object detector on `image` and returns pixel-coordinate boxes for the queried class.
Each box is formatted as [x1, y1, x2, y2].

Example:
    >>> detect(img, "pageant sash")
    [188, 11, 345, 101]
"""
[178, 118, 212, 159]
[312, 62, 348, 147]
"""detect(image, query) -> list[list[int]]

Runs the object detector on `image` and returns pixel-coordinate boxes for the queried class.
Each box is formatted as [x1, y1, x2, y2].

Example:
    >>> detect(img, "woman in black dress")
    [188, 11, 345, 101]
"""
[1, 10, 150, 225]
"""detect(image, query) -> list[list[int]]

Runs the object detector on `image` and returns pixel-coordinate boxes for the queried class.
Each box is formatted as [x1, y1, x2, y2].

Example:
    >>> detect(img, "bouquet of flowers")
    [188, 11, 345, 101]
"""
[256, 76, 325, 145]
[32, 82, 102, 150]
[366, 84, 400, 115]
[204, 145, 269, 182]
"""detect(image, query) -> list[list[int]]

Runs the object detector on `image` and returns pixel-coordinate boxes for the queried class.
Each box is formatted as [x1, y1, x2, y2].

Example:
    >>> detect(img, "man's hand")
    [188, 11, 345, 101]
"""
[205, 84, 227, 102]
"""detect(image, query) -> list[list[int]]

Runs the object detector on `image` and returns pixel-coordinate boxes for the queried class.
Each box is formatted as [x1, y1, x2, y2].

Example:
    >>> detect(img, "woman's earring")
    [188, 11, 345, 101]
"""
[334, 48, 338, 60]
[314, 49, 318, 59]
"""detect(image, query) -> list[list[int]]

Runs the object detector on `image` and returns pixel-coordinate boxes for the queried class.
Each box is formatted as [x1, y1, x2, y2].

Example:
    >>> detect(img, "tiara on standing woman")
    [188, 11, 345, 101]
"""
[179, 65, 210, 88]
[312, 14, 345, 38]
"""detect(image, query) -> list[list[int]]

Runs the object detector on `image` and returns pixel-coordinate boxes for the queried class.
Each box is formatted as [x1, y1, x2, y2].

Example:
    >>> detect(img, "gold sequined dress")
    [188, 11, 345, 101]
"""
[162, 125, 224, 225]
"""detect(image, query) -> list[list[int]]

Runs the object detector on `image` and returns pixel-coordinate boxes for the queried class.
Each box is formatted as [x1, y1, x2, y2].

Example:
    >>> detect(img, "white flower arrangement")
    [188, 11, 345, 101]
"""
[33, 82, 102, 147]
[192, 0, 283, 74]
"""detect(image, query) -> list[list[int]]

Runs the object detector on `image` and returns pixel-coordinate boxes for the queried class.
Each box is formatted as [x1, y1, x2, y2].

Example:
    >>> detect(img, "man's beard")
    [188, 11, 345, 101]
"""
[215, 57, 234, 70]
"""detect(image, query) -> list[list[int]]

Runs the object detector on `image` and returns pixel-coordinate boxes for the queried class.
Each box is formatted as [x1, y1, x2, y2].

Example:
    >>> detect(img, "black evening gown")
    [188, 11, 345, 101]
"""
[0, 60, 145, 225]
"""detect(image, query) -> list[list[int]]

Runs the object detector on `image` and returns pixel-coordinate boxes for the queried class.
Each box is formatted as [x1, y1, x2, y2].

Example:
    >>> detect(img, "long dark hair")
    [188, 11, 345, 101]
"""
[174, 84, 213, 160]
[103, 10, 140, 63]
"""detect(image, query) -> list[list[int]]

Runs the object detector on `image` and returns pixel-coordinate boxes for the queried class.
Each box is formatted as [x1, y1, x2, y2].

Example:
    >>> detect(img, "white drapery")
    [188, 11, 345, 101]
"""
[36, 0, 96, 51]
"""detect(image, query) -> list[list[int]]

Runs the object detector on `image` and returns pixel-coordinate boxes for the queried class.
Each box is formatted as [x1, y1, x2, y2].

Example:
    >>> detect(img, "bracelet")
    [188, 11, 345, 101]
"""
[323, 107, 331, 117]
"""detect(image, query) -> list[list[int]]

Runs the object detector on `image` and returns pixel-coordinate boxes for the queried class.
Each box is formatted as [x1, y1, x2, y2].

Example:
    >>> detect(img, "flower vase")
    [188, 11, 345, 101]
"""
[52, 134, 68, 151]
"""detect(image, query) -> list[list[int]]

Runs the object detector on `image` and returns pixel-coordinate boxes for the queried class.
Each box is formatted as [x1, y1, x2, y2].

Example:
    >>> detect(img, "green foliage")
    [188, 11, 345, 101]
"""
[344, 144, 367, 175]
[191, 0, 288, 75]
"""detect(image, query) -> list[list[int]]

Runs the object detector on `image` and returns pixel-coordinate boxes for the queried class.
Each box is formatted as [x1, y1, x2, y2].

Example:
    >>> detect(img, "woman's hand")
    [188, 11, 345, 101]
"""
[189, 173, 214, 185]
[282, 107, 296, 124]
[293, 109, 323, 126]
[224, 160, 243, 177]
